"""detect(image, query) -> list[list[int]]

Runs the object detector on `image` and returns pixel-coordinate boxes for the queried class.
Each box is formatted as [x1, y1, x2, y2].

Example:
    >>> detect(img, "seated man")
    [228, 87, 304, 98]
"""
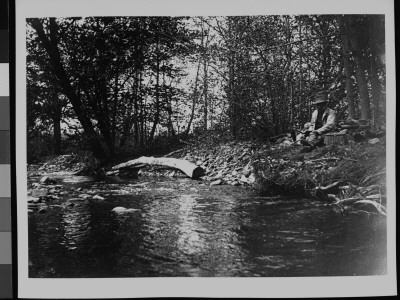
[298, 93, 336, 151]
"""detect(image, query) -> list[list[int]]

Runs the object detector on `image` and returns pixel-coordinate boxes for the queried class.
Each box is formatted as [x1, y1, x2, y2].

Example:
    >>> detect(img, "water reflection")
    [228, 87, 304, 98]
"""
[60, 204, 92, 250]
[28, 177, 387, 277]
[139, 193, 247, 276]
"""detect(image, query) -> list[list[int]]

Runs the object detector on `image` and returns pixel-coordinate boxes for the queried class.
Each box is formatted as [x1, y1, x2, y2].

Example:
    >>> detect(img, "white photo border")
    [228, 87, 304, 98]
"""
[16, 0, 397, 298]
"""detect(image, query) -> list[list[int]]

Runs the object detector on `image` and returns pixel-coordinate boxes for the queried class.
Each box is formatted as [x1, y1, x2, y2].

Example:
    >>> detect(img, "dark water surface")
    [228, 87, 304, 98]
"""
[28, 176, 387, 277]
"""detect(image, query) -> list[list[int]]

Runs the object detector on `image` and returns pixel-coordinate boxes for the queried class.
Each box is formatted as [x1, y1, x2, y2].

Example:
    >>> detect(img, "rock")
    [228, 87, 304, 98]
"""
[92, 195, 105, 200]
[368, 138, 380, 145]
[77, 188, 83, 191]
[232, 170, 238, 176]
[40, 176, 57, 185]
[38, 207, 47, 213]
[49, 205, 63, 208]
[241, 155, 250, 162]
[242, 168, 251, 177]
[196, 160, 203, 166]
[231, 181, 240, 186]
[28, 209, 34, 213]
[112, 207, 139, 213]
[106, 170, 119, 176]
[27, 196, 40, 203]
[214, 170, 223, 180]
[239, 175, 248, 184]
[169, 171, 176, 177]
[280, 140, 292, 146]
[32, 188, 48, 197]
[248, 173, 256, 184]
[210, 179, 222, 186]
[68, 197, 87, 202]
[78, 194, 92, 199]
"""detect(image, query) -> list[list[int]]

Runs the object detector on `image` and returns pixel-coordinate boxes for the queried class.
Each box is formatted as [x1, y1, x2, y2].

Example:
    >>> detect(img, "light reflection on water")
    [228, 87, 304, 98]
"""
[28, 176, 387, 277]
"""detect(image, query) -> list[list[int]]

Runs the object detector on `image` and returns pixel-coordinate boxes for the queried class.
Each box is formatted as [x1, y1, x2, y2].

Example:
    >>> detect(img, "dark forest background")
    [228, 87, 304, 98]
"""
[26, 15, 386, 163]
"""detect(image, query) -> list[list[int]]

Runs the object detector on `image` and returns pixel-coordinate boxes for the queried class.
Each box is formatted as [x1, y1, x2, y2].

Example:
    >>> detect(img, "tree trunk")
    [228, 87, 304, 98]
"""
[53, 114, 62, 155]
[149, 31, 161, 143]
[347, 16, 371, 121]
[203, 59, 208, 130]
[111, 156, 205, 179]
[338, 16, 356, 119]
[227, 17, 238, 136]
[29, 18, 111, 163]
[368, 16, 382, 125]
[184, 59, 201, 135]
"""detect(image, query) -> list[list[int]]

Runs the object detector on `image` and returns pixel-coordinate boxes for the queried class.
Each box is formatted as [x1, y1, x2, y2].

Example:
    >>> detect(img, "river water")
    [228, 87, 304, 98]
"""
[28, 176, 387, 277]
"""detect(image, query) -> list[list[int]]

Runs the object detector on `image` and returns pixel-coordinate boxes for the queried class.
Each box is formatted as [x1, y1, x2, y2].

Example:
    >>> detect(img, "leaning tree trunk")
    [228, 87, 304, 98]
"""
[29, 18, 112, 163]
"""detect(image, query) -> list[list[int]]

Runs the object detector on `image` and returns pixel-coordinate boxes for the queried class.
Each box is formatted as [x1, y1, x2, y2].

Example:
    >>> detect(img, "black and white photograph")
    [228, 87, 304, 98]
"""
[16, 0, 396, 298]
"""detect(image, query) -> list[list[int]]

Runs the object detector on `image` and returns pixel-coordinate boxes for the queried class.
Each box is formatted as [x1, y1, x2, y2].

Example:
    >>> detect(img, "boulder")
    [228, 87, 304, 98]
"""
[214, 170, 223, 180]
[248, 173, 256, 184]
[210, 179, 222, 186]
[112, 207, 140, 213]
[38, 207, 47, 213]
[40, 176, 57, 185]
[31, 188, 48, 197]
[368, 138, 380, 145]
[27, 196, 40, 203]
[239, 175, 248, 184]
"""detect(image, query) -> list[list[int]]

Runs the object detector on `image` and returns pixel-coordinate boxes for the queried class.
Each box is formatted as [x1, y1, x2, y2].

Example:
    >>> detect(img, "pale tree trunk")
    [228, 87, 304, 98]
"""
[111, 156, 205, 179]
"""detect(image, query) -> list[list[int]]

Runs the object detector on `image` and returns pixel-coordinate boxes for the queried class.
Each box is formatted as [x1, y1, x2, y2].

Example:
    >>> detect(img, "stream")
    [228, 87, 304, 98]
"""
[28, 175, 387, 277]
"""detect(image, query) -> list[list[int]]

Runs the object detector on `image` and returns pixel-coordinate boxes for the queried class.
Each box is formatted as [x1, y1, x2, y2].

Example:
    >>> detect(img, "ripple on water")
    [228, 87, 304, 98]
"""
[28, 177, 387, 278]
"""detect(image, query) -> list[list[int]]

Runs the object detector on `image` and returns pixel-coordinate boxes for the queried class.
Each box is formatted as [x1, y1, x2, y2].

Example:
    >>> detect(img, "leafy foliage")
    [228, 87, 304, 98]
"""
[26, 15, 386, 161]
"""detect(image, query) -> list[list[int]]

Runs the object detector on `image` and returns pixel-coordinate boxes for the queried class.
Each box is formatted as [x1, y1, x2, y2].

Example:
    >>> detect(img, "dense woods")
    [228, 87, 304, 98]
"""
[26, 15, 386, 163]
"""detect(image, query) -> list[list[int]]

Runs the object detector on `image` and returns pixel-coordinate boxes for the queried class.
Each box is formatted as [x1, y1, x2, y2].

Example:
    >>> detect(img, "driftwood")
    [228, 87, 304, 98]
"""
[111, 156, 205, 179]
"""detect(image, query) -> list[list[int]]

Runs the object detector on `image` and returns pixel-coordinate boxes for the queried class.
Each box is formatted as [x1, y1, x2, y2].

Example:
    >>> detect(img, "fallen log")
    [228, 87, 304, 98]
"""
[112, 156, 205, 179]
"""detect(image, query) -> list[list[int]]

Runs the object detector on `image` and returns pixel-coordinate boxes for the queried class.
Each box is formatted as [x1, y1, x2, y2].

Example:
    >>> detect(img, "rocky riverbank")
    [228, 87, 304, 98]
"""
[28, 130, 387, 216]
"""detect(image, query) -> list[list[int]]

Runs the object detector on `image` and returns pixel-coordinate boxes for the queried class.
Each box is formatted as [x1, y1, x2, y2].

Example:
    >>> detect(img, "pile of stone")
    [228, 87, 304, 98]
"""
[174, 141, 270, 186]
